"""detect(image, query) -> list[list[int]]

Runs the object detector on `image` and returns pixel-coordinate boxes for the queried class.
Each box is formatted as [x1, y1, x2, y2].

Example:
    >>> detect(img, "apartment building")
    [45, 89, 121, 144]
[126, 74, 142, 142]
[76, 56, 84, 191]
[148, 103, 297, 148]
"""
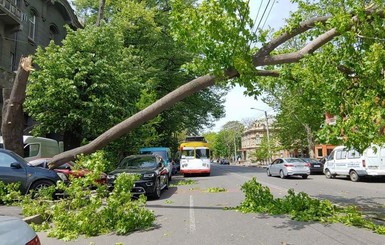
[0, 0, 81, 127]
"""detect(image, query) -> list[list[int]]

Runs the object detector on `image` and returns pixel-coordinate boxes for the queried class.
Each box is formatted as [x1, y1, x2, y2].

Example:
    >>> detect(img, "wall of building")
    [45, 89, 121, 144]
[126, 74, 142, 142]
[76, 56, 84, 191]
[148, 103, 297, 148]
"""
[0, 0, 81, 133]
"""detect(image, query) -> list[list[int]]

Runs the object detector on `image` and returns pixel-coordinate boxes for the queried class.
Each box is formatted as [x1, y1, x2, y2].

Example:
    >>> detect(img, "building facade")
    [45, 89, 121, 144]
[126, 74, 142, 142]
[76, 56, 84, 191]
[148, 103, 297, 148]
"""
[0, 0, 81, 129]
[241, 116, 336, 163]
[240, 117, 283, 162]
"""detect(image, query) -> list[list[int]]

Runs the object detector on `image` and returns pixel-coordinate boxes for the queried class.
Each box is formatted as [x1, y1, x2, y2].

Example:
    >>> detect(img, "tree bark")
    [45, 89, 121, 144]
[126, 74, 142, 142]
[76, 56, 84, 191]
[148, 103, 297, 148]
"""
[1, 56, 33, 157]
[95, 0, 106, 27]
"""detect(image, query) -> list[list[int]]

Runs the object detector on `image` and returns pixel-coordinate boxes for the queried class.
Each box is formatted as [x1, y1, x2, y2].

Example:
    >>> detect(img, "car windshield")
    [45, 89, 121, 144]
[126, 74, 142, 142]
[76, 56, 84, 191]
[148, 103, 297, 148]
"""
[140, 151, 167, 160]
[118, 156, 157, 169]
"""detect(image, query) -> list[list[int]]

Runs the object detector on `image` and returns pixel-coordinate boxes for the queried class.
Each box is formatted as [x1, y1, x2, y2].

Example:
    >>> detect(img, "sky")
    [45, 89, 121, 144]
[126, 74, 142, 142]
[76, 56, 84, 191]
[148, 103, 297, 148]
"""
[211, 0, 297, 132]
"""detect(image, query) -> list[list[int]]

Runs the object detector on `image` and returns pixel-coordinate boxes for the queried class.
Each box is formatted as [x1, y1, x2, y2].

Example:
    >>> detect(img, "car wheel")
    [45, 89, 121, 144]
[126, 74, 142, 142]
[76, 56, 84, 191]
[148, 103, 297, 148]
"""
[29, 180, 55, 198]
[302, 175, 308, 179]
[324, 169, 332, 179]
[349, 170, 360, 182]
[30, 180, 54, 191]
[279, 170, 286, 179]
[151, 178, 161, 199]
[267, 169, 271, 176]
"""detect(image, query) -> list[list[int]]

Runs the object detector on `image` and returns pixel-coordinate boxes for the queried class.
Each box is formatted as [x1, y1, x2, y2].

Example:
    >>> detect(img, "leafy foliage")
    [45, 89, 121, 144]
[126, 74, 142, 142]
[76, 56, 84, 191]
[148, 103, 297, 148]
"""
[170, 0, 256, 81]
[0, 182, 21, 205]
[206, 187, 227, 193]
[20, 152, 155, 241]
[236, 178, 385, 234]
[170, 179, 197, 186]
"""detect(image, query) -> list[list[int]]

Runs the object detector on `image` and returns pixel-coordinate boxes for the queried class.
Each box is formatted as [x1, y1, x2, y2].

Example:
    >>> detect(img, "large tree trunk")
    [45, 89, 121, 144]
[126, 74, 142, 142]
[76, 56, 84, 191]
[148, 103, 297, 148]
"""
[1, 56, 33, 157]
[49, 73, 226, 168]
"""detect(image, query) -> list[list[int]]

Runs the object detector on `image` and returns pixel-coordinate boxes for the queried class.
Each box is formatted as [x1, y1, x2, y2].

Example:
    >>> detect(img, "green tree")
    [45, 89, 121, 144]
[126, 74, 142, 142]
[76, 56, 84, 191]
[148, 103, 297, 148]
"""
[49, 1, 385, 167]
[25, 24, 143, 150]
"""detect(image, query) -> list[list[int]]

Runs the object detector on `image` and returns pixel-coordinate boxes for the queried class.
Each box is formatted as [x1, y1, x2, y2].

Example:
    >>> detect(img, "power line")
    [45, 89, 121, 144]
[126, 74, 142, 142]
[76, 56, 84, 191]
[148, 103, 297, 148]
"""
[261, 0, 276, 29]
[256, 0, 272, 31]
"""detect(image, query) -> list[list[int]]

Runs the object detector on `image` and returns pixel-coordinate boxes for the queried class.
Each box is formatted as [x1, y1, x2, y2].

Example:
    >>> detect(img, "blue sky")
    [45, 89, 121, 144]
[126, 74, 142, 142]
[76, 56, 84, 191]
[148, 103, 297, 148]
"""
[211, 0, 297, 132]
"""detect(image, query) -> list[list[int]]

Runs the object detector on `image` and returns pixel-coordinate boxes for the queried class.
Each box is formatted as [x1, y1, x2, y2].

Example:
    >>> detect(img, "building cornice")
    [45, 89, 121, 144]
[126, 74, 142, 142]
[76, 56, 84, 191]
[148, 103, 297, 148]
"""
[51, 0, 82, 29]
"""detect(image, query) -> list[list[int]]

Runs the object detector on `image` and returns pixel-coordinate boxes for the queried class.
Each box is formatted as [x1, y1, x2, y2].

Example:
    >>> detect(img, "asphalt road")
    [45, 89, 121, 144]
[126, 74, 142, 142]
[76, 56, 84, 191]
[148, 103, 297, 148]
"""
[31, 163, 385, 245]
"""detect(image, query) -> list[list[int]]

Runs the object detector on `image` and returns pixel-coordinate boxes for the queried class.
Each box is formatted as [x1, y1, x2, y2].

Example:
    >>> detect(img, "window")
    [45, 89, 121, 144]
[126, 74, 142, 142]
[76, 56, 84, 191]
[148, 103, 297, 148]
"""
[335, 149, 346, 160]
[24, 143, 40, 158]
[0, 152, 18, 167]
[49, 24, 59, 43]
[317, 148, 322, 157]
[28, 10, 37, 41]
[347, 149, 361, 159]
[10, 52, 15, 71]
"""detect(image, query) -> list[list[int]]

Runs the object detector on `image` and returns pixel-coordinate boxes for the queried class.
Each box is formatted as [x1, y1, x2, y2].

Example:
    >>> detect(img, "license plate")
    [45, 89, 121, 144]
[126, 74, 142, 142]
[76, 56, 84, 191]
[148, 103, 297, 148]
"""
[314, 165, 320, 167]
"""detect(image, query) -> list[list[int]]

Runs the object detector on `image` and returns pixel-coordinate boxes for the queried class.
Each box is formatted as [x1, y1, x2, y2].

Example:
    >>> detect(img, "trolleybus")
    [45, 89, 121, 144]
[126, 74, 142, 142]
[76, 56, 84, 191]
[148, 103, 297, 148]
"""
[179, 137, 211, 177]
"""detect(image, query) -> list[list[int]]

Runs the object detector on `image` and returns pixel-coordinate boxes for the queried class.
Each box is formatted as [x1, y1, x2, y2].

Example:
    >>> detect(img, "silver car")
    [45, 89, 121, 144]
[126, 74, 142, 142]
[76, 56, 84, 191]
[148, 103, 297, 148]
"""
[267, 157, 310, 179]
[0, 216, 40, 245]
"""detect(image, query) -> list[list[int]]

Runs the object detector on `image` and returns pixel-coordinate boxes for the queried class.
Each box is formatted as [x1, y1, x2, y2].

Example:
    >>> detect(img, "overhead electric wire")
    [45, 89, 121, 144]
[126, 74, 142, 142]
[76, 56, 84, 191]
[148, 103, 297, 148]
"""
[251, 0, 265, 34]
[261, 0, 276, 29]
[256, 0, 272, 31]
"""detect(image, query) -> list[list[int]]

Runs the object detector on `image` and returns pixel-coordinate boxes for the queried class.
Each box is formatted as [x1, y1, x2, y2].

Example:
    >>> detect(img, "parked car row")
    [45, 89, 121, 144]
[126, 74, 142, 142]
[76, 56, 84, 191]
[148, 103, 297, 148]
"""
[0, 147, 174, 200]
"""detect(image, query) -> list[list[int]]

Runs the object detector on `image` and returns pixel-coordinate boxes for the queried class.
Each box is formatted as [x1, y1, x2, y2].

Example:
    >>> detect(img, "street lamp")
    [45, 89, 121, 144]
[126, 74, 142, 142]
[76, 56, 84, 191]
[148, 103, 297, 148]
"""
[251, 108, 271, 161]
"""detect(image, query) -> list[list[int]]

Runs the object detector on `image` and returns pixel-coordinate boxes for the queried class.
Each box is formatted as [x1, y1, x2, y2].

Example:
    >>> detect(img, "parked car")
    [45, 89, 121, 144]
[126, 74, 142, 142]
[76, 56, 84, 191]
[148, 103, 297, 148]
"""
[28, 158, 107, 184]
[107, 154, 169, 199]
[0, 216, 40, 245]
[0, 149, 65, 194]
[220, 158, 230, 165]
[299, 158, 323, 174]
[267, 157, 311, 179]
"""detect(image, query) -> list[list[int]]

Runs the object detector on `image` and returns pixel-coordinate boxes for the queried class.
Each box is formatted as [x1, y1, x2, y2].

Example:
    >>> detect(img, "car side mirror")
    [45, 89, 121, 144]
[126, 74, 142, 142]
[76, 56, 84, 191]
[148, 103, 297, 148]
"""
[158, 162, 164, 168]
[10, 162, 21, 169]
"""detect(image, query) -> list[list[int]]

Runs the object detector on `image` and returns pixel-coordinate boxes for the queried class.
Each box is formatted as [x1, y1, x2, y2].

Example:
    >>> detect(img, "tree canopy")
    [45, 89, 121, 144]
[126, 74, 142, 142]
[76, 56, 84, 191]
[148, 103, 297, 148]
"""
[43, 0, 385, 167]
[25, 0, 227, 161]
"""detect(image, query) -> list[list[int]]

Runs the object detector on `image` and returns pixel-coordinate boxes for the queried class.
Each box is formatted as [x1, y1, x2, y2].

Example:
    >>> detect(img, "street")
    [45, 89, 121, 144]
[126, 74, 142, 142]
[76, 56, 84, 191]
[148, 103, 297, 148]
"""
[37, 163, 385, 244]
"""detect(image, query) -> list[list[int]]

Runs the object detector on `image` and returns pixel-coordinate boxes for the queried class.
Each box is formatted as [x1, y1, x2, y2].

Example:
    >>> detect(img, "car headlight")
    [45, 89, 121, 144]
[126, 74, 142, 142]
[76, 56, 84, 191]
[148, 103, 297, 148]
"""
[143, 173, 155, 178]
[56, 172, 68, 182]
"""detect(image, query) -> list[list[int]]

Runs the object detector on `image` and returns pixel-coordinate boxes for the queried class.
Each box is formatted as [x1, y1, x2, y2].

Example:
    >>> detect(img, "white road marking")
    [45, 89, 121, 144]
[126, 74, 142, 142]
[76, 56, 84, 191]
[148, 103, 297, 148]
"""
[189, 195, 196, 233]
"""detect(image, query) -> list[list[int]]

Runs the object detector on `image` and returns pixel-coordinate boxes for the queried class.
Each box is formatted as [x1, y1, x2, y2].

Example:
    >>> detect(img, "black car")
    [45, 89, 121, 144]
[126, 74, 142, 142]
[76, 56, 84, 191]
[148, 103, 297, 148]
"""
[0, 149, 65, 194]
[107, 154, 169, 199]
[300, 158, 323, 174]
[220, 158, 230, 165]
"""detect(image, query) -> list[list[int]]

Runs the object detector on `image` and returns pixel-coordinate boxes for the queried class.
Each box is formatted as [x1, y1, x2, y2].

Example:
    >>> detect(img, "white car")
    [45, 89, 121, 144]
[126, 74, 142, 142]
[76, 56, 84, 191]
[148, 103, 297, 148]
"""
[267, 157, 311, 179]
[0, 216, 40, 245]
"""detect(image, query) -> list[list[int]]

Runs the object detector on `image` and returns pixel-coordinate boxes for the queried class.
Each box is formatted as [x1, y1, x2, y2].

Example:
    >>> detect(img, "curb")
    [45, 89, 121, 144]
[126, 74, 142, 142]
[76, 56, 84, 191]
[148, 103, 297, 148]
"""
[23, 214, 43, 224]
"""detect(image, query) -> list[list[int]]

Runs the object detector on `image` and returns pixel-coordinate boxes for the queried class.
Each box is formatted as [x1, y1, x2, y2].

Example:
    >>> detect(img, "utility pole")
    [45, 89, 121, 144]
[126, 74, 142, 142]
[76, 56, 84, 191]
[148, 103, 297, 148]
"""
[251, 108, 271, 162]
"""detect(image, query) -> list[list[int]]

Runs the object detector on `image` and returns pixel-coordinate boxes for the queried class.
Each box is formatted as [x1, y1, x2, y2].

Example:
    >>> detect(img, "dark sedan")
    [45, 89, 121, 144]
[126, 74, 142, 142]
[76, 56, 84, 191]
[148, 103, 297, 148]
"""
[300, 158, 324, 174]
[0, 149, 65, 194]
[107, 154, 169, 199]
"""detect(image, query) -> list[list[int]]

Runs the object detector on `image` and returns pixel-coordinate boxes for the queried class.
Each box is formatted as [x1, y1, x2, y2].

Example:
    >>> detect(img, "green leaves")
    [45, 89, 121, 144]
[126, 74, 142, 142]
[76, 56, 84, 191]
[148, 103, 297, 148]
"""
[18, 152, 155, 240]
[236, 178, 385, 234]
[170, 0, 256, 78]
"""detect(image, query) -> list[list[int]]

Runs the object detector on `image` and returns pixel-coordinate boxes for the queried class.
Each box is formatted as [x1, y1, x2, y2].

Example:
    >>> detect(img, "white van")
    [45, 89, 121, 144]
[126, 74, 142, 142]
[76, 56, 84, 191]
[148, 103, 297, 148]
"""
[0, 135, 63, 161]
[324, 145, 385, 182]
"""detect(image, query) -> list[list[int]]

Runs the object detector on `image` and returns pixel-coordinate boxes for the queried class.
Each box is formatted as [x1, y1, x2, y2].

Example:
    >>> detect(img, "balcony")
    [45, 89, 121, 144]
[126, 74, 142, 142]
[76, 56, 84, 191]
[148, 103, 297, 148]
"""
[0, 0, 22, 27]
